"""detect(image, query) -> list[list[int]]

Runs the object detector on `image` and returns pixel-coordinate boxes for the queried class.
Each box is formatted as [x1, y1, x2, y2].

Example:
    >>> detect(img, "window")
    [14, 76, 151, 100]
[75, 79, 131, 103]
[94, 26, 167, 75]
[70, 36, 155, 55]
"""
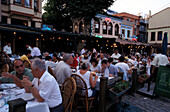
[25, 0, 30, 7]
[1, 0, 7, 4]
[1, 16, 7, 24]
[34, 0, 38, 11]
[102, 22, 107, 34]
[115, 24, 119, 36]
[127, 18, 130, 21]
[108, 22, 112, 35]
[94, 20, 100, 33]
[157, 31, 162, 40]
[31, 21, 35, 27]
[11, 18, 28, 26]
[135, 19, 137, 25]
[122, 29, 125, 37]
[127, 30, 130, 37]
[14, 0, 21, 4]
[79, 21, 83, 34]
[151, 32, 155, 41]
[134, 28, 137, 35]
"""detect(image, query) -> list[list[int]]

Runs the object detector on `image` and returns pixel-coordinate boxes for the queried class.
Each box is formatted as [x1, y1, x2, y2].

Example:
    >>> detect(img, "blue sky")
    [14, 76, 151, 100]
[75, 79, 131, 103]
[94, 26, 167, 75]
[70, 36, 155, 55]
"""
[109, 0, 170, 16]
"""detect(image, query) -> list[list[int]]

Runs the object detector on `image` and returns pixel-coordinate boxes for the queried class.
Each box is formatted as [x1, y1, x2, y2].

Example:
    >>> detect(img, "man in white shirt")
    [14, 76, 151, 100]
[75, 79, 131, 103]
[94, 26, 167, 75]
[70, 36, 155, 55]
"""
[31, 45, 41, 58]
[3, 42, 12, 57]
[80, 47, 87, 55]
[152, 48, 169, 81]
[111, 49, 121, 63]
[55, 54, 73, 86]
[116, 56, 132, 81]
[21, 58, 63, 112]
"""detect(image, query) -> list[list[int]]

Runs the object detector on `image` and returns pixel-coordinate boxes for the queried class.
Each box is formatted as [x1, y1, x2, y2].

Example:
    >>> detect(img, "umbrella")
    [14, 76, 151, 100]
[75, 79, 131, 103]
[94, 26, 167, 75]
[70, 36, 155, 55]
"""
[162, 32, 168, 55]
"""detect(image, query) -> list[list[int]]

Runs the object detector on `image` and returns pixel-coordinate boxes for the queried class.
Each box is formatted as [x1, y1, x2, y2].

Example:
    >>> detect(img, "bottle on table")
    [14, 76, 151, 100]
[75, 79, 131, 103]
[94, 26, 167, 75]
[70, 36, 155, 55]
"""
[105, 67, 109, 77]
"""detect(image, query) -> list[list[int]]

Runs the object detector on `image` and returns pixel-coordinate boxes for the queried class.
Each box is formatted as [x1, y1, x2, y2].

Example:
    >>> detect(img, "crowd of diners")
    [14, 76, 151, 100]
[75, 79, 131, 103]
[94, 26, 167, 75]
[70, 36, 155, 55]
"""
[0, 44, 169, 112]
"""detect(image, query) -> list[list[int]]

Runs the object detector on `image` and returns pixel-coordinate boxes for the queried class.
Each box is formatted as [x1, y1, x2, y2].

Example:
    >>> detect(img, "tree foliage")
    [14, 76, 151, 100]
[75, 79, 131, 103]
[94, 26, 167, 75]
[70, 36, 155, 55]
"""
[43, 0, 115, 31]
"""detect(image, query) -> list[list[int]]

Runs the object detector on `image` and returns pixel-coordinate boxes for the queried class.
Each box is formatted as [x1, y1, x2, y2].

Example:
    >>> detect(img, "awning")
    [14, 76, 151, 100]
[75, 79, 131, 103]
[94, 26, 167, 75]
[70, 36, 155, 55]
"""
[0, 25, 42, 35]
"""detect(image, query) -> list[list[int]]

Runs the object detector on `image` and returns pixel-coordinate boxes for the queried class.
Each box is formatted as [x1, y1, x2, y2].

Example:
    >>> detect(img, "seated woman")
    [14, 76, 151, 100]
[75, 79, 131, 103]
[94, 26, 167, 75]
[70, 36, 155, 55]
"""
[76, 61, 98, 97]
[90, 58, 101, 73]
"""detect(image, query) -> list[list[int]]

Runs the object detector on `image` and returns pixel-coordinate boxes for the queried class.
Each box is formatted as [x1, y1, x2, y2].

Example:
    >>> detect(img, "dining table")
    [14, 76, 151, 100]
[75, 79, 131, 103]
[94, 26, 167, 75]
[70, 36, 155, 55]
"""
[0, 83, 50, 112]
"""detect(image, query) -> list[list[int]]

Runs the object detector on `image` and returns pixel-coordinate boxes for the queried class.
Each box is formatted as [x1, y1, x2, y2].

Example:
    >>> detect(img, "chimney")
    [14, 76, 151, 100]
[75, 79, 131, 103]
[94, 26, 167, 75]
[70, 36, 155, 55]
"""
[149, 10, 151, 18]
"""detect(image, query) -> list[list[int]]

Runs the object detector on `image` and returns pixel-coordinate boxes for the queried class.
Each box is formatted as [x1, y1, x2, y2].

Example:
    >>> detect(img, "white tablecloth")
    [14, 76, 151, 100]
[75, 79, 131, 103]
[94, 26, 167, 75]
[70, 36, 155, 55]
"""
[0, 84, 49, 112]
[95, 75, 114, 90]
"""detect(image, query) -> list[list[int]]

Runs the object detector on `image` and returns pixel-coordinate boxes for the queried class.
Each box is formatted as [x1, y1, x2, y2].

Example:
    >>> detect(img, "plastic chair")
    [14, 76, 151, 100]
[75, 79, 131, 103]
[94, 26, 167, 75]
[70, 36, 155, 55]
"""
[61, 77, 76, 112]
[71, 73, 96, 112]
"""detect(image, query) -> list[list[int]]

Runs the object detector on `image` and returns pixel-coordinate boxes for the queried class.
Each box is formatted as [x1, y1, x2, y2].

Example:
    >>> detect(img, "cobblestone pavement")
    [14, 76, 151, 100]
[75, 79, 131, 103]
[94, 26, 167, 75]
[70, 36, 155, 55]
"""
[122, 94, 170, 112]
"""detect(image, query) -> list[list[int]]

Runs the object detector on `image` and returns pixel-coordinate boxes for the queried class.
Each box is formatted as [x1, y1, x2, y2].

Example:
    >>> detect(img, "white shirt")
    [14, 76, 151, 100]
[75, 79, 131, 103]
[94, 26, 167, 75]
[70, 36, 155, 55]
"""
[90, 64, 101, 72]
[111, 53, 121, 62]
[93, 48, 96, 53]
[32, 71, 62, 108]
[3, 45, 12, 54]
[76, 70, 92, 97]
[80, 48, 86, 55]
[45, 61, 58, 71]
[152, 53, 169, 67]
[116, 62, 130, 74]
[31, 47, 41, 57]
[27, 46, 33, 51]
[54, 61, 72, 86]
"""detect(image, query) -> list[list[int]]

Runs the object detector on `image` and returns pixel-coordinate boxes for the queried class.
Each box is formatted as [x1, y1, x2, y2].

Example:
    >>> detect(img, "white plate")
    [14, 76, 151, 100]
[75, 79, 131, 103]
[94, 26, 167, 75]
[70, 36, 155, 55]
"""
[1, 84, 17, 89]
[0, 98, 5, 108]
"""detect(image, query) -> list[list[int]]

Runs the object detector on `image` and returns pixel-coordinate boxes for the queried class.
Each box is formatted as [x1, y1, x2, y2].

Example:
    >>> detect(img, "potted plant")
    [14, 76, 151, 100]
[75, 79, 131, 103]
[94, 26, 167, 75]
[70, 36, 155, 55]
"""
[109, 80, 131, 98]
[138, 73, 150, 83]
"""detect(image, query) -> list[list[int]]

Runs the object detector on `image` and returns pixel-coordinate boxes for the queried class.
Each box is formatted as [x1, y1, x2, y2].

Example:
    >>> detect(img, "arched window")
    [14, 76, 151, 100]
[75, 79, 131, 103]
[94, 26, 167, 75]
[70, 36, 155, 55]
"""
[79, 21, 83, 33]
[127, 30, 130, 37]
[115, 24, 119, 36]
[94, 19, 100, 33]
[122, 29, 125, 37]
[108, 22, 112, 35]
[102, 21, 107, 34]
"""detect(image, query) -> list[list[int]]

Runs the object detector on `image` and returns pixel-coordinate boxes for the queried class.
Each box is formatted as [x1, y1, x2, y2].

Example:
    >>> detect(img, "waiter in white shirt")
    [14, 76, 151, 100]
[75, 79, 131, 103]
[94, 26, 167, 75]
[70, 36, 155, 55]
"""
[152, 48, 169, 82]
[31, 45, 41, 58]
[111, 49, 121, 63]
[3, 42, 12, 57]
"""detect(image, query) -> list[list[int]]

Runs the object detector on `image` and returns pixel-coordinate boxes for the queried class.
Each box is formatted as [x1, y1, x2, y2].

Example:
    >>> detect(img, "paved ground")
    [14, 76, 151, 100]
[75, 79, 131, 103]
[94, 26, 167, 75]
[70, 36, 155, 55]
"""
[121, 94, 170, 112]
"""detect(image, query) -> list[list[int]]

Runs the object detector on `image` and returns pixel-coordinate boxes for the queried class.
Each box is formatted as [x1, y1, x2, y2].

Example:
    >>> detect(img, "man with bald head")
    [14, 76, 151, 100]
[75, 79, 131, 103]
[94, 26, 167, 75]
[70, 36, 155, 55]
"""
[0, 59, 33, 88]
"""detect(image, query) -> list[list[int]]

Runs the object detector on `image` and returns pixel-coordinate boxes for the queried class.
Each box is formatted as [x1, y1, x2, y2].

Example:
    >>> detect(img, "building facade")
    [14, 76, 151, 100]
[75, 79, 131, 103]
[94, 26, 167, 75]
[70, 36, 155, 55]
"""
[1, 0, 42, 27]
[0, 0, 42, 53]
[113, 12, 140, 39]
[121, 20, 133, 40]
[139, 18, 148, 43]
[148, 7, 170, 54]
[73, 14, 123, 39]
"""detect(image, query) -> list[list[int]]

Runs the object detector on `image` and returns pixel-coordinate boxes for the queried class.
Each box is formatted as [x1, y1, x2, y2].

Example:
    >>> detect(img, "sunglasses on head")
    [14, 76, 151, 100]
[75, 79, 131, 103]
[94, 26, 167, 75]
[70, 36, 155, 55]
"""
[15, 64, 23, 69]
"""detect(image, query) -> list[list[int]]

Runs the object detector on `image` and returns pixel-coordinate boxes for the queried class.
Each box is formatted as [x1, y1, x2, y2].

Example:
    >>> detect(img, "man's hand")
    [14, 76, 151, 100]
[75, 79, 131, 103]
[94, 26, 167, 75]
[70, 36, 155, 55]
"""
[2, 72, 13, 78]
[21, 78, 32, 88]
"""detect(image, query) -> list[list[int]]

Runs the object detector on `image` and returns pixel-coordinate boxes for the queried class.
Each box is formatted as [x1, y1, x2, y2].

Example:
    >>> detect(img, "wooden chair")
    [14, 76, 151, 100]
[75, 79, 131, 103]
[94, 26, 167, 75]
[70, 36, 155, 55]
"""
[71, 73, 96, 112]
[23, 60, 31, 69]
[48, 66, 57, 80]
[61, 77, 76, 112]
